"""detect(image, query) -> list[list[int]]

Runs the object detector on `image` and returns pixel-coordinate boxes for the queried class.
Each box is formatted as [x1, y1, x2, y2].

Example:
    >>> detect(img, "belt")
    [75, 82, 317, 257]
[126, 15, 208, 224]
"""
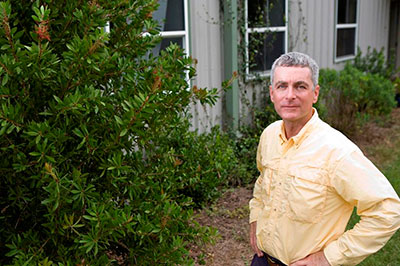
[264, 252, 286, 266]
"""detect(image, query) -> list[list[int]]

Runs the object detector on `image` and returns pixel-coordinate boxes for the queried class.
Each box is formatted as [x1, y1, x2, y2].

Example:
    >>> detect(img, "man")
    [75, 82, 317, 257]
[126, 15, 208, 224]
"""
[249, 52, 400, 266]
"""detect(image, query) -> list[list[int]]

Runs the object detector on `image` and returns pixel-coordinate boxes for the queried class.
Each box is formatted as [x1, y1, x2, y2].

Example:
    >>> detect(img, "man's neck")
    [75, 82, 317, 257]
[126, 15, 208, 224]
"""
[284, 122, 305, 139]
[283, 112, 314, 139]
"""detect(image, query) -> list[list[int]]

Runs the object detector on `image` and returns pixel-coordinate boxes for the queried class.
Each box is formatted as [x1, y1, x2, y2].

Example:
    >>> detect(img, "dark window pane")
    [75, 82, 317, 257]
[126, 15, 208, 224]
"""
[153, 37, 183, 56]
[249, 31, 285, 72]
[336, 28, 355, 57]
[248, 0, 285, 28]
[338, 0, 357, 24]
[153, 0, 184, 31]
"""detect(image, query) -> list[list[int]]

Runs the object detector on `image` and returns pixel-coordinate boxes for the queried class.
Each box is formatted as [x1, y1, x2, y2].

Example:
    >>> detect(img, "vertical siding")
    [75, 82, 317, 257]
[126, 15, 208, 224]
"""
[290, 0, 339, 70]
[291, 0, 391, 69]
[188, 0, 224, 132]
[358, 0, 390, 55]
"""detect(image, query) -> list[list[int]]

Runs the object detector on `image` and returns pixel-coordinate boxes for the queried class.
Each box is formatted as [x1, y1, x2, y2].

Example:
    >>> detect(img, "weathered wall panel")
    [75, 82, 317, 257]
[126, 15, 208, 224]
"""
[358, 0, 390, 55]
[290, 0, 341, 70]
[188, 0, 224, 132]
[290, 0, 391, 69]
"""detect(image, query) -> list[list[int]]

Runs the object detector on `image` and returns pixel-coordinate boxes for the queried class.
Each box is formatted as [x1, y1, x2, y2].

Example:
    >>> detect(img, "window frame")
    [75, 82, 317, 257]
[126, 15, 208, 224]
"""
[109, 0, 189, 57]
[334, 0, 359, 63]
[156, 0, 190, 57]
[245, 0, 288, 79]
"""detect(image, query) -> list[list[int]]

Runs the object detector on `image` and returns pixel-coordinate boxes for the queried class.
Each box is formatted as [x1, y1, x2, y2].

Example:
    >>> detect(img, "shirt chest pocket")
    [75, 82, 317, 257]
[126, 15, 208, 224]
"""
[287, 166, 328, 224]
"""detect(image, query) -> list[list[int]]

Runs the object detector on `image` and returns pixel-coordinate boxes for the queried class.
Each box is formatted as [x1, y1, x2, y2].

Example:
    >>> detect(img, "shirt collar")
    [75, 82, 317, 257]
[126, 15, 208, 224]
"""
[279, 108, 319, 147]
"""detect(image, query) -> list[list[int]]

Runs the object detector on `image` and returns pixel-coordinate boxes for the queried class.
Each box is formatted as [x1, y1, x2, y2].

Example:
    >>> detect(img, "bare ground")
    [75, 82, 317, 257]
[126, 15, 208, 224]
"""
[190, 186, 254, 266]
[190, 108, 400, 266]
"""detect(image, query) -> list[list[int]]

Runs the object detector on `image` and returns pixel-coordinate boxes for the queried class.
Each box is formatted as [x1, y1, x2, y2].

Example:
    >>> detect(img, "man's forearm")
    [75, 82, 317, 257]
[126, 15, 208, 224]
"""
[324, 198, 400, 266]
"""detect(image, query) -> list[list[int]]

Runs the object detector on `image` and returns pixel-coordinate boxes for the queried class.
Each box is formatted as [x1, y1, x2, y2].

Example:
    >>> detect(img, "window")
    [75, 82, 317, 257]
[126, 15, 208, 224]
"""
[245, 0, 288, 76]
[104, 0, 189, 56]
[335, 0, 358, 61]
[152, 0, 189, 56]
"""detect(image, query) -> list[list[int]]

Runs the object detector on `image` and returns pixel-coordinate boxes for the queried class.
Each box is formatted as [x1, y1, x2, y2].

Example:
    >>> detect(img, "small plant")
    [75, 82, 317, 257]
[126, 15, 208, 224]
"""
[353, 47, 397, 79]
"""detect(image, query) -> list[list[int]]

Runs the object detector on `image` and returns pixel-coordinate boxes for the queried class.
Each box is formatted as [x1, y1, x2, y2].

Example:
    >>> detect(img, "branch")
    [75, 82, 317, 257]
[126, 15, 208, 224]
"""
[1, 8, 18, 61]
[0, 60, 12, 76]
[0, 116, 23, 127]
[61, 35, 106, 97]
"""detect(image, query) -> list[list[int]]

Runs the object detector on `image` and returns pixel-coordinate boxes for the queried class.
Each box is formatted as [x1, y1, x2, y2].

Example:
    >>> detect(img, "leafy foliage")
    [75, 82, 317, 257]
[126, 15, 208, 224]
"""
[235, 101, 280, 185]
[0, 0, 225, 264]
[353, 47, 397, 80]
[318, 64, 396, 135]
[164, 123, 238, 207]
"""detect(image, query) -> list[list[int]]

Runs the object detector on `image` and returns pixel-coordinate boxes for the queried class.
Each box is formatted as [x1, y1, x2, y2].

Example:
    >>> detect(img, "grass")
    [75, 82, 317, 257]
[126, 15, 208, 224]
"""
[359, 155, 400, 266]
[346, 127, 400, 265]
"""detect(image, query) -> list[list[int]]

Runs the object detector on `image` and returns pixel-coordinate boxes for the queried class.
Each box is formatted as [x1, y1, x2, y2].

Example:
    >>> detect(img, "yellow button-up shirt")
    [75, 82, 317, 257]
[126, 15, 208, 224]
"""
[249, 109, 400, 265]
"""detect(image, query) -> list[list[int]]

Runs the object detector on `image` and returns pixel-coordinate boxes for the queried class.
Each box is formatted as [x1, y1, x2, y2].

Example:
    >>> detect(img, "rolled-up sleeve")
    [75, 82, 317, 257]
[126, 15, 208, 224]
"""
[324, 150, 400, 266]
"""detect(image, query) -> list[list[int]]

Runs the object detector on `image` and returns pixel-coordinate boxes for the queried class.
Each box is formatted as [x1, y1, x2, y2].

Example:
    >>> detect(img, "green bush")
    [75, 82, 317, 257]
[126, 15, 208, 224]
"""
[353, 47, 397, 79]
[235, 100, 280, 185]
[155, 120, 238, 208]
[0, 1, 225, 264]
[318, 64, 396, 135]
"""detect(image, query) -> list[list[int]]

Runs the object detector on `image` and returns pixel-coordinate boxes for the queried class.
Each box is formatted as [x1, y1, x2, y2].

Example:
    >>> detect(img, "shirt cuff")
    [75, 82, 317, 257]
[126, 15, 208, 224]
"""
[324, 241, 347, 266]
[249, 208, 261, 224]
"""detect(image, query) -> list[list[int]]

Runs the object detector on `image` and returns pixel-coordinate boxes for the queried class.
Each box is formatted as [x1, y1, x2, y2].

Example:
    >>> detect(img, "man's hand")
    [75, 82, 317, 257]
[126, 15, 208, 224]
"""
[289, 251, 331, 266]
[250, 221, 263, 257]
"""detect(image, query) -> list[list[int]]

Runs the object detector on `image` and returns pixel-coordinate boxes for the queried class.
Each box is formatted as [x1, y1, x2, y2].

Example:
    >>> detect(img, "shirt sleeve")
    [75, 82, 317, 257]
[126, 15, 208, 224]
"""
[249, 138, 265, 224]
[324, 150, 400, 266]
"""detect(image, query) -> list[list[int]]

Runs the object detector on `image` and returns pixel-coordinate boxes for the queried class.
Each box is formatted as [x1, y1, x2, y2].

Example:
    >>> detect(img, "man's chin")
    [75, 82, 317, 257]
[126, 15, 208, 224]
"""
[279, 112, 300, 121]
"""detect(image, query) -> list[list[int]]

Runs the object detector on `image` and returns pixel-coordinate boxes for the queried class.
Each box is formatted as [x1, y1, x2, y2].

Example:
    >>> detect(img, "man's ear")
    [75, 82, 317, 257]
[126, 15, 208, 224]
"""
[313, 85, 320, 103]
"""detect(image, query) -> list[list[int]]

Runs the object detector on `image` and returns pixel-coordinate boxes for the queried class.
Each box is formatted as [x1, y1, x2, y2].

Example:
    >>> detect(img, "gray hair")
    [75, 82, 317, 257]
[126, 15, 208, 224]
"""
[270, 52, 319, 90]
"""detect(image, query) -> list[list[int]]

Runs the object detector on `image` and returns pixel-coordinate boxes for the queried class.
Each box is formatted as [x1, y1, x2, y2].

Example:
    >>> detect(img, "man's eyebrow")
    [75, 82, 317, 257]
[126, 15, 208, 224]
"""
[294, 81, 310, 86]
[275, 81, 287, 86]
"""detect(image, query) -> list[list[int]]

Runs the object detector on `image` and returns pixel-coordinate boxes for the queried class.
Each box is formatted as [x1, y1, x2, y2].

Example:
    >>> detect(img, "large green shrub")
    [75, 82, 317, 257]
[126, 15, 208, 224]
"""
[0, 1, 225, 264]
[318, 64, 396, 135]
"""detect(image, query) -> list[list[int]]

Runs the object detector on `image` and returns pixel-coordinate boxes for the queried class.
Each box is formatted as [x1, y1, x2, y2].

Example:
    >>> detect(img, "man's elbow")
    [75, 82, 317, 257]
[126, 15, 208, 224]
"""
[384, 197, 400, 232]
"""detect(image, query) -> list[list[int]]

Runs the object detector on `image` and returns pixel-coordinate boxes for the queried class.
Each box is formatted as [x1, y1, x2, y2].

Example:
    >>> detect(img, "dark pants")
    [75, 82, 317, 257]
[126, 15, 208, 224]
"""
[250, 253, 287, 266]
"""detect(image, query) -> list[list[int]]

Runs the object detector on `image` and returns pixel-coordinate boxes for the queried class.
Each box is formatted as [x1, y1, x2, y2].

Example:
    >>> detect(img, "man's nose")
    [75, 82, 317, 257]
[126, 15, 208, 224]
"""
[285, 86, 296, 99]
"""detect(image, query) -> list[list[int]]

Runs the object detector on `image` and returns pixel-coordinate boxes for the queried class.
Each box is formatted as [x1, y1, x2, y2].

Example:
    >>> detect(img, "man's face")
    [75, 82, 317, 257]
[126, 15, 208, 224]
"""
[269, 66, 319, 126]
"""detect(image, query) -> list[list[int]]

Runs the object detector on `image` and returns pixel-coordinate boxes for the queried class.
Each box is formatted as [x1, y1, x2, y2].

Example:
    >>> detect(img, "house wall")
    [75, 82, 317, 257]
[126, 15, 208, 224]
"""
[290, 0, 390, 69]
[188, 0, 225, 132]
[289, 0, 340, 70]
[358, 0, 391, 56]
